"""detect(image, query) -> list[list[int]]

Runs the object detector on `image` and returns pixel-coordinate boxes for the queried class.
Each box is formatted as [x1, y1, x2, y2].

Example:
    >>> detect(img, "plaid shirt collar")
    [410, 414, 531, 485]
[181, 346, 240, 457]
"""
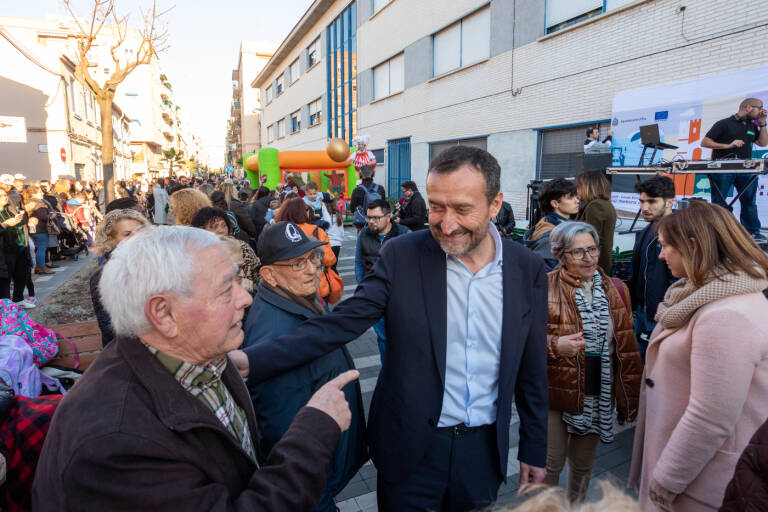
[146, 345, 228, 395]
[140, 341, 257, 464]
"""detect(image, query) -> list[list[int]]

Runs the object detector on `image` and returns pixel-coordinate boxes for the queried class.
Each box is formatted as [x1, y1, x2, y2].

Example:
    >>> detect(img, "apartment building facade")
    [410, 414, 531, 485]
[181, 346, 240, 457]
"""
[226, 41, 274, 172]
[0, 17, 132, 181]
[251, 0, 768, 215]
[1, 15, 209, 181]
[252, 0, 341, 151]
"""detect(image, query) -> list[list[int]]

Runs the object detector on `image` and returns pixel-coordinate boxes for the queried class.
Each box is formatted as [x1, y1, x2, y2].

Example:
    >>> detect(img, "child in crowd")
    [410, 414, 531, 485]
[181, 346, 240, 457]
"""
[265, 200, 280, 225]
[324, 198, 344, 273]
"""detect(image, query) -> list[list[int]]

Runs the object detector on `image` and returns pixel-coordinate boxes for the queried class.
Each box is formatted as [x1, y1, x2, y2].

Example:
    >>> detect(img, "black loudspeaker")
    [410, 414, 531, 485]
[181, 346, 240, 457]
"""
[582, 153, 613, 172]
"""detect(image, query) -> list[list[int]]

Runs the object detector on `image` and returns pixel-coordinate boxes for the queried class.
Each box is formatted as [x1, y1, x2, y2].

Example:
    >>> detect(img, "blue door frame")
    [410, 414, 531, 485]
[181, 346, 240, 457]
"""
[387, 138, 411, 199]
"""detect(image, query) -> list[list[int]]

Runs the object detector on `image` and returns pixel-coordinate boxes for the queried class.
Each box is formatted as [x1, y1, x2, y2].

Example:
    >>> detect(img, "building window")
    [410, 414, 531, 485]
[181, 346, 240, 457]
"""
[266, 85, 273, 104]
[309, 98, 322, 126]
[277, 119, 285, 138]
[307, 37, 321, 68]
[373, 53, 404, 100]
[69, 80, 80, 117]
[290, 110, 301, 133]
[538, 122, 610, 179]
[92, 94, 99, 125]
[267, 124, 274, 142]
[289, 59, 300, 84]
[429, 137, 487, 161]
[373, 0, 391, 14]
[433, 6, 490, 77]
[326, 1, 357, 144]
[276, 74, 285, 95]
[82, 87, 91, 122]
[545, 0, 607, 33]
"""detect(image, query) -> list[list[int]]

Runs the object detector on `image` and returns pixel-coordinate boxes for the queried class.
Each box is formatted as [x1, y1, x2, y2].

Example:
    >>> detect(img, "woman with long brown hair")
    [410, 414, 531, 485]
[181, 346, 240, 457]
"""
[575, 171, 616, 274]
[629, 200, 768, 511]
[220, 182, 258, 240]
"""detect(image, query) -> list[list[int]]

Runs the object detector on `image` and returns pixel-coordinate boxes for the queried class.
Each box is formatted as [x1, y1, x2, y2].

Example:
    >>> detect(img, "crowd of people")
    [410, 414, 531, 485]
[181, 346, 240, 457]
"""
[2, 143, 767, 511]
[0, 174, 105, 310]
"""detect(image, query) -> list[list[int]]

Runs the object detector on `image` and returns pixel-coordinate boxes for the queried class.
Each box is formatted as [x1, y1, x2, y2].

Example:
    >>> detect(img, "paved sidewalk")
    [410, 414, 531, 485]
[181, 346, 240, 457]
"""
[332, 227, 637, 511]
[14, 253, 95, 304]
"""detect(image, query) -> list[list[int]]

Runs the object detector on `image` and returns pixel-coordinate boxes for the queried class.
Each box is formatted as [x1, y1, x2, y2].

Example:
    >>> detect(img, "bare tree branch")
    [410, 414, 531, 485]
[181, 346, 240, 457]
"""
[108, 8, 128, 75]
[64, 0, 173, 202]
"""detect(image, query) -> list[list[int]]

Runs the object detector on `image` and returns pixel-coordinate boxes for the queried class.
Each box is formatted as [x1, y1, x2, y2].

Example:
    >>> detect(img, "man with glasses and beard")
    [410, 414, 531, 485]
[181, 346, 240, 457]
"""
[242, 222, 367, 512]
[230, 146, 549, 511]
[354, 199, 410, 363]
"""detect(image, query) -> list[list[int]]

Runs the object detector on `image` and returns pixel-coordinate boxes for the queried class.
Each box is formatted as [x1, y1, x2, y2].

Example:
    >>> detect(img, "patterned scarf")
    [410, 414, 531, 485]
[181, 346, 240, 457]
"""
[655, 268, 768, 329]
[563, 270, 616, 443]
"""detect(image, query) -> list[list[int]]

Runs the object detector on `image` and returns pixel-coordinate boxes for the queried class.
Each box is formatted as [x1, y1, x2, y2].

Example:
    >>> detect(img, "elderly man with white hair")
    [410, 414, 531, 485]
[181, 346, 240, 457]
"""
[33, 226, 359, 511]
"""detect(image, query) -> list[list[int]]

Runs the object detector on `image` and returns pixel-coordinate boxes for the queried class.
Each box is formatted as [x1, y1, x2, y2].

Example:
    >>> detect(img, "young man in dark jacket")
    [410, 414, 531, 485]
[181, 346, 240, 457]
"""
[523, 178, 579, 271]
[350, 165, 385, 227]
[355, 199, 410, 363]
[629, 176, 677, 358]
[395, 181, 427, 231]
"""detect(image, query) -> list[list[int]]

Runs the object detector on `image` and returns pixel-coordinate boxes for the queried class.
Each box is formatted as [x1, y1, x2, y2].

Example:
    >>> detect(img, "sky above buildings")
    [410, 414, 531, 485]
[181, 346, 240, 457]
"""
[2, 0, 314, 168]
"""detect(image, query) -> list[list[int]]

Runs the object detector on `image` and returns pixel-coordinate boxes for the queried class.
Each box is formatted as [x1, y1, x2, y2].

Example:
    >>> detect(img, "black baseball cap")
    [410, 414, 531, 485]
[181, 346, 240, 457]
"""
[258, 221, 327, 266]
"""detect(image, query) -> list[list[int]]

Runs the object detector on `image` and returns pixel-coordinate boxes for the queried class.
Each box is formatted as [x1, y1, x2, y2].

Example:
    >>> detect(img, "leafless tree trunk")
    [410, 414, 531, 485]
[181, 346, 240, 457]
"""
[65, 0, 170, 203]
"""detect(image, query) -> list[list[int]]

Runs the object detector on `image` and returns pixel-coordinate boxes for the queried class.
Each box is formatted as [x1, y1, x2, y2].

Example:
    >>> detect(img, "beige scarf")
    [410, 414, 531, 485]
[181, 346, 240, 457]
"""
[655, 268, 768, 329]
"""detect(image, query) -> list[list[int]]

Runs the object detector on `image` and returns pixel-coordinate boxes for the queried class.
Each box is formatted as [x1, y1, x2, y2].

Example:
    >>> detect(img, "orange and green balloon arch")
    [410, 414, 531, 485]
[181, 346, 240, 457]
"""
[243, 138, 359, 196]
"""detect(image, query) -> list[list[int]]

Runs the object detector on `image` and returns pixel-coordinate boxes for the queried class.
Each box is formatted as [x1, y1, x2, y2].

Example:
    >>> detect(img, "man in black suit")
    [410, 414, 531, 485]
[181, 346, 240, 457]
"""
[230, 146, 548, 511]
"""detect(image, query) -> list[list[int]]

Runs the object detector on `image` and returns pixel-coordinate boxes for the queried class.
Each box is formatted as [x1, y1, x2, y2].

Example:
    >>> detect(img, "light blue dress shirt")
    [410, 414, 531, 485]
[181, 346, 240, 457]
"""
[438, 224, 504, 427]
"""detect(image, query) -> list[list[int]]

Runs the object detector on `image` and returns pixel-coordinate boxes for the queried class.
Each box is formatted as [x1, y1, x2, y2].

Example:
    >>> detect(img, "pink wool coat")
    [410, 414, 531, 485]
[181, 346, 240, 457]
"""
[629, 292, 768, 511]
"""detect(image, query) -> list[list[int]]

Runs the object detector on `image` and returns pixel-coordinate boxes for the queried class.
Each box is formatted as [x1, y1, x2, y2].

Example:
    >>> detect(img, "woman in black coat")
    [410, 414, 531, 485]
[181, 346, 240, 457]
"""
[89, 209, 149, 346]
[396, 181, 428, 231]
[220, 183, 258, 239]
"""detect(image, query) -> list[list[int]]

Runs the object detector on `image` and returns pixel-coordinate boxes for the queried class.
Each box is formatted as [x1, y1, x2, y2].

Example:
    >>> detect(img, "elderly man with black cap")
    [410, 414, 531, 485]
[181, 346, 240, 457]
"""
[243, 221, 367, 512]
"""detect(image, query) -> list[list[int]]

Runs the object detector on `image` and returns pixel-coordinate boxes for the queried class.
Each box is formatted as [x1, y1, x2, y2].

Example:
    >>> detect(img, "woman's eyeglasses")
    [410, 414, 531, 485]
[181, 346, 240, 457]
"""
[565, 246, 599, 260]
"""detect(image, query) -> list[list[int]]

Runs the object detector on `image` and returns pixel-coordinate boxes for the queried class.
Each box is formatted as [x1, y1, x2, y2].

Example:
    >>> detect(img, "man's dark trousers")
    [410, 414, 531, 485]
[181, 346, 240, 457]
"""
[377, 424, 502, 511]
[710, 172, 760, 235]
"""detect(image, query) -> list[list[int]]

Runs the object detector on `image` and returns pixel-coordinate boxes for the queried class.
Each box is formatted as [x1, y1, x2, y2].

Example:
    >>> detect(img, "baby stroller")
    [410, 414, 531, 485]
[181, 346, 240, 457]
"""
[56, 212, 88, 260]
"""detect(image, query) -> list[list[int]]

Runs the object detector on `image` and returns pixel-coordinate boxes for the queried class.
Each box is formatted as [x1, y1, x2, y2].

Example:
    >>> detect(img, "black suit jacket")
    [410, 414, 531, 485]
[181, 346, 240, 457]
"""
[244, 229, 549, 482]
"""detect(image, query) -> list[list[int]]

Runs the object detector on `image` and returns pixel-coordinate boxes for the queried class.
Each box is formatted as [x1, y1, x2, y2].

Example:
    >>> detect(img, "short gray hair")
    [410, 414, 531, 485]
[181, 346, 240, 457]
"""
[550, 221, 599, 262]
[99, 226, 223, 337]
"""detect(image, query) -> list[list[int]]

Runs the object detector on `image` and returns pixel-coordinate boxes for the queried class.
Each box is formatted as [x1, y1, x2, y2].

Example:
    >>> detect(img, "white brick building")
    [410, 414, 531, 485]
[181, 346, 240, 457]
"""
[251, 0, 768, 218]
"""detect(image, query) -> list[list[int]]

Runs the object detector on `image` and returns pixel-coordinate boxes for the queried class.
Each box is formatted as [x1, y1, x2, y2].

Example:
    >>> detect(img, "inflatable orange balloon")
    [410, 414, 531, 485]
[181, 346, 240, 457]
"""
[326, 138, 350, 162]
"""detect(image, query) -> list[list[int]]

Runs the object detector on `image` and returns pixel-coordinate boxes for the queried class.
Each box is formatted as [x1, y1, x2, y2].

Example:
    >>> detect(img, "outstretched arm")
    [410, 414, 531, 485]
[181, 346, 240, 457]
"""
[238, 244, 393, 384]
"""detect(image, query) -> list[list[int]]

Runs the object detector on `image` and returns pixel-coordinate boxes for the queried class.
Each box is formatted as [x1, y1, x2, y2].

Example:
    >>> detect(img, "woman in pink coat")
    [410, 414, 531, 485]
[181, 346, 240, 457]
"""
[628, 201, 768, 511]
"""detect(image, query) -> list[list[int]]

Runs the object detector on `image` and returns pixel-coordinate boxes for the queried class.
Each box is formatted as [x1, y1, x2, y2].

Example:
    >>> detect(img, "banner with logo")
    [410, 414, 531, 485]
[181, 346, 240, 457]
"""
[610, 65, 768, 227]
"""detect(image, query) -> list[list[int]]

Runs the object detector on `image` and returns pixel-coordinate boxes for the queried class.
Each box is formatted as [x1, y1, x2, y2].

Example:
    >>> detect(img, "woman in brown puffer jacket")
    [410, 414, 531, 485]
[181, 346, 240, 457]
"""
[543, 221, 642, 503]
